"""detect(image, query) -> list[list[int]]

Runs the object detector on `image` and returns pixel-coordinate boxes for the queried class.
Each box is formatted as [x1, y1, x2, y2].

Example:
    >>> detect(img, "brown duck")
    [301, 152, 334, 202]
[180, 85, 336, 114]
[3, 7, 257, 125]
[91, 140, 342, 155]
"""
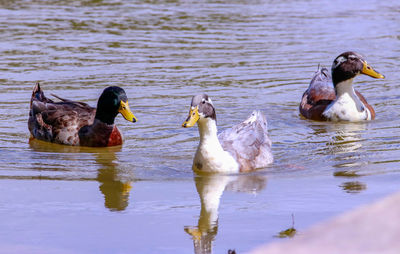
[28, 83, 137, 147]
[299, 51, 384, 121]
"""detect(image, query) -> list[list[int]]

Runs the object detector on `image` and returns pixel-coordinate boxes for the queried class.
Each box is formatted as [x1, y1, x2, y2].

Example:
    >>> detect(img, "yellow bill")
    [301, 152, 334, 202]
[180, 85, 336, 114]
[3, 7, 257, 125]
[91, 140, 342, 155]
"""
[361, 61, 385, 79]
[182, 106, 199, 128]
[122, 182, 132, 194]
[119, 100, 137, 123]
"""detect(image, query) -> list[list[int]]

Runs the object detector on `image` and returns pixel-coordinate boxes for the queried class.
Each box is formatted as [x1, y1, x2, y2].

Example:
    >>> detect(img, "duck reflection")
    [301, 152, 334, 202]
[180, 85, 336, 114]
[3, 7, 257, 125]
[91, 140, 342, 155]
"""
[309, 122, 366, 155]
[308, 122, 368, 166]
[327, 122, 366, 155]
[94, 151, 132, 211]
[327, 123, 369, 194]
[28, 138, 132, 211]
[308, 123, 369, 193]
[185, 173, 267, 254]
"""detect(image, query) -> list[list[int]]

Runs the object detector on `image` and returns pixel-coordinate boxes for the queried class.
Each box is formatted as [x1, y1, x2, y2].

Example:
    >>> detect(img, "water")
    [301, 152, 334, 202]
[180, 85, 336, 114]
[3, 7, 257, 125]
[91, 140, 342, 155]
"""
[0, 0, 400, 253]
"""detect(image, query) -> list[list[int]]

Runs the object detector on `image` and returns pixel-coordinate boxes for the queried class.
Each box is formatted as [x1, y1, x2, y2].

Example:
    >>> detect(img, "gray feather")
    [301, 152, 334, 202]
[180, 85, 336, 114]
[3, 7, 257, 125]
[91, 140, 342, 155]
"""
[218, 110, 273, 171]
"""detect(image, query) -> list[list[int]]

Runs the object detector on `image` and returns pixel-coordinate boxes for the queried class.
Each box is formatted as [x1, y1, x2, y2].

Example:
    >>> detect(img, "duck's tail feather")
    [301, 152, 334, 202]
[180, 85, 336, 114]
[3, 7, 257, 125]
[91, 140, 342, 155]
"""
[33, 82, 41, 93]
[244, 110, 268, 131]
[320, 67, 330, 78]
[310, 66, 331, 85]
[31, 82, 53, 106]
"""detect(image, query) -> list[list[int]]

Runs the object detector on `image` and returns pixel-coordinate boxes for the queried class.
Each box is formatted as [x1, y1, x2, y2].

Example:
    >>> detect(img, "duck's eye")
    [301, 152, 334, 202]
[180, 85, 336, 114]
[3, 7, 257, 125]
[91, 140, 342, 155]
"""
[348, 55, 357, 61]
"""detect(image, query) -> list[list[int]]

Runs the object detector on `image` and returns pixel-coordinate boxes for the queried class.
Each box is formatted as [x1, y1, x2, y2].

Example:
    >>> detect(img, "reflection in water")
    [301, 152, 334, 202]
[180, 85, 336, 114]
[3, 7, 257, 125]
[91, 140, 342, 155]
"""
[28, 138, 132, 211]
[327, 123, 366, 157]
[310, 122, 367, 156]
[333, 170, 363, 178]
[310, 123, 369, 194]
[95, 152, 132, 212]
[339, 181, 367, 194]
[328, 124, 368, 194]
[274, 214, 297, 239]
[185, 174, 267, 254]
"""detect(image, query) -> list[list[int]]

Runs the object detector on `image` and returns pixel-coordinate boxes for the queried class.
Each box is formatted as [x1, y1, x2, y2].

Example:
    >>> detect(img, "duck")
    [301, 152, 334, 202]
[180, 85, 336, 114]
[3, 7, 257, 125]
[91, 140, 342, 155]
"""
[299, 51, 385, 121]
[28, 83, 137, 147]
[182, 94, 273, 173]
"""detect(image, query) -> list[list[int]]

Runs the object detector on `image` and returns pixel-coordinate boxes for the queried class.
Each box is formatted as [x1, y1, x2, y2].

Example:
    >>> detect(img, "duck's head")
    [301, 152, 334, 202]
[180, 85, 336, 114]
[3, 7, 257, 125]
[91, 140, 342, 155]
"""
[182, 94, 216, 128]
[331, 51, 384, 86]
[95, 86, 137, 125]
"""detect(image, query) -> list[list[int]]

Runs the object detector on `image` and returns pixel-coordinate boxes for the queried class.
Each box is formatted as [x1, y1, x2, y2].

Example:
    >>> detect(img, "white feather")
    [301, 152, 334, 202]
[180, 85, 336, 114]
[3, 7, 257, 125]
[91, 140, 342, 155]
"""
[193, 117, 239, 173]
[323, 79, 371, 121]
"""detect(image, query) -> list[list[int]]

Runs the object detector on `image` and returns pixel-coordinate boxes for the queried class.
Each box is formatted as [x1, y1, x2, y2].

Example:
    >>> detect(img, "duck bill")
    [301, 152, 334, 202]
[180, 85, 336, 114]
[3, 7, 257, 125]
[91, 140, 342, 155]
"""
[182, 107, 199, 128]
[119, 101, 137, 123]
[361, 61, 385, 79]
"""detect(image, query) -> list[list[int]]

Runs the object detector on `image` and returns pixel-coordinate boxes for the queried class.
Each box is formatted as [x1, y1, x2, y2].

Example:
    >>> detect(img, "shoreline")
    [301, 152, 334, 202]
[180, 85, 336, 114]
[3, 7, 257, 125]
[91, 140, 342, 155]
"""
[250, 191, 400, 254]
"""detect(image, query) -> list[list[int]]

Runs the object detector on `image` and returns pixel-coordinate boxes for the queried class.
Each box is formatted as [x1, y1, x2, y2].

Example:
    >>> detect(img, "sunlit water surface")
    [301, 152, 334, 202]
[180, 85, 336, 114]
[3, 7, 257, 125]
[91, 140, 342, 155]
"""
[0, 0, 400, 253]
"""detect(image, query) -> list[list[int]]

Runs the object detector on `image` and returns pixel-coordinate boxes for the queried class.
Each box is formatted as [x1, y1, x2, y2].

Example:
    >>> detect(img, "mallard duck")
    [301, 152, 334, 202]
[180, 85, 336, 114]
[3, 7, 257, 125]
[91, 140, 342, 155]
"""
[182, 94, 273, 173]
[299, 51, 385, 121]
[28, 83, 137, 147]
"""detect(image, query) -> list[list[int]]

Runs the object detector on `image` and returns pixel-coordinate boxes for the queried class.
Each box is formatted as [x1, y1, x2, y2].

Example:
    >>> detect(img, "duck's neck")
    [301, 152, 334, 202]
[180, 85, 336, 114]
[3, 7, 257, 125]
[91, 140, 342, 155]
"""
[335, 78, 354, 96]
[334, 78, 364, 111]
[197, 118, 223, 150]
[194, 117, 239, 173]
[95, 110, 117, 125]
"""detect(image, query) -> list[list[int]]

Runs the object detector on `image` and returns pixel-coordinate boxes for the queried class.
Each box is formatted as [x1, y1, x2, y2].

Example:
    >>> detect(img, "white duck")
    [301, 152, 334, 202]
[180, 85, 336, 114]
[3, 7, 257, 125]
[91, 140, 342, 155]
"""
[182, 94, 273, 173]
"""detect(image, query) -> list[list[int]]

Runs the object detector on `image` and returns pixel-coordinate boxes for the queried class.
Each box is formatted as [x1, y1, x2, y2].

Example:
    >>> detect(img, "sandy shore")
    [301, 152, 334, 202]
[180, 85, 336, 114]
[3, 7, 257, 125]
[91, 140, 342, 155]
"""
[249, 191, 400, 254]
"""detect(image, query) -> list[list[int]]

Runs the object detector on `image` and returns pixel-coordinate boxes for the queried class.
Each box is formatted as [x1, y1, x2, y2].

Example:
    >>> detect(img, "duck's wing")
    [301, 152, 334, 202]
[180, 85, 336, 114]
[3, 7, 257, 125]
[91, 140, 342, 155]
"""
[355, 90, 376, 120]
[218, 111, 273, 172]
[299, 67, 336, 121]
[28, 83, 95, 145]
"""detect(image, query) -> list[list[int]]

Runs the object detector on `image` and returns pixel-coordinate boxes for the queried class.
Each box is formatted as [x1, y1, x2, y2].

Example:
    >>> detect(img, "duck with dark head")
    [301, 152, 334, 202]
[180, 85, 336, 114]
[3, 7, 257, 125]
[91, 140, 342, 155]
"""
[299, 51, 384, 121]
[28, 84, 137, 147]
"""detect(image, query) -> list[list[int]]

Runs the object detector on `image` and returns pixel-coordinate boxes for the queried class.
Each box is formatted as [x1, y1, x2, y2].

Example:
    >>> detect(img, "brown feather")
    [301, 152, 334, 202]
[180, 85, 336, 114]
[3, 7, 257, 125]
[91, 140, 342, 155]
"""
[299, 67, 335, 121]
[299, 67, 374, 121]
[28, 83, 123, 146]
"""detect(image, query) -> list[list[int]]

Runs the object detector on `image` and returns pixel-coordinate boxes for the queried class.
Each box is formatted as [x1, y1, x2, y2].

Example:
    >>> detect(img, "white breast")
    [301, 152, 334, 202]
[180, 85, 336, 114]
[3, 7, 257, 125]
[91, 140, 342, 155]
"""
[323, 92, 370, 121]
[193, 139, 239, 173]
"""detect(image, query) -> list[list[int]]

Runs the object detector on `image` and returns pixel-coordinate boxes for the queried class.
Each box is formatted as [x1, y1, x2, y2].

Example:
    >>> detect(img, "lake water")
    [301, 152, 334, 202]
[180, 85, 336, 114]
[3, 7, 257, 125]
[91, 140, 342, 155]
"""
[0, 0, 399, 253]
